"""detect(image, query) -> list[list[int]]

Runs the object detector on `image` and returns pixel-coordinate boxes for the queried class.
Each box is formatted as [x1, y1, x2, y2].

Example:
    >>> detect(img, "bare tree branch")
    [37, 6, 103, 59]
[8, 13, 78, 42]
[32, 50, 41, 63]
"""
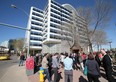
[76, 0, 112, 52]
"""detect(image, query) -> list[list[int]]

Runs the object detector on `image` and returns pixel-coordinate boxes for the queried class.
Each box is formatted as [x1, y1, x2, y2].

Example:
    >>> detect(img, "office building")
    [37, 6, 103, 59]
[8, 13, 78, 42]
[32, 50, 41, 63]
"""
[26, 0, 88, 54]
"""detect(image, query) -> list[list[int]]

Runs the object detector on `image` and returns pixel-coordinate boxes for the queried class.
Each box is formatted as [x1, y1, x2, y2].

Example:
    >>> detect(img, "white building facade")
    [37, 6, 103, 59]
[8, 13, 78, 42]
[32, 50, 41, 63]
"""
[26, 0, 88, 54]
[26, 7, 44, 53]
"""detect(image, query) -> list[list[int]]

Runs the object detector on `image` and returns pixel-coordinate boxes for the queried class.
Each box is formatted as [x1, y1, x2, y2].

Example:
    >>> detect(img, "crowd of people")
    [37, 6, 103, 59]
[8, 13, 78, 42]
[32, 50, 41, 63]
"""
[19, 49, 115, 82]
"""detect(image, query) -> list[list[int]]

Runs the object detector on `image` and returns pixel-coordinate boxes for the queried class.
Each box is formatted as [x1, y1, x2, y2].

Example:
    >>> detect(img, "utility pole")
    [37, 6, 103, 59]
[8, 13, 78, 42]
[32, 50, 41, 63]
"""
[11, 4, 30, 57]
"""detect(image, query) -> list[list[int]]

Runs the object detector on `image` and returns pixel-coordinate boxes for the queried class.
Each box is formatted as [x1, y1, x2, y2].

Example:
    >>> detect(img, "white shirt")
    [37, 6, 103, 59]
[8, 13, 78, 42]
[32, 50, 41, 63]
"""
[64, 57, 73, 70]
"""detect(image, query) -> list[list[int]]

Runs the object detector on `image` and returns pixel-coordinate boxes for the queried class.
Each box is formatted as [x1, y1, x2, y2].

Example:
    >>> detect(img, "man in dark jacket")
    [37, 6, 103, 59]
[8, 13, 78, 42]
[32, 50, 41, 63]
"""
[19, 52, 25, 66]
[101, 50, 114, 82]
[95, 52, 101, 67]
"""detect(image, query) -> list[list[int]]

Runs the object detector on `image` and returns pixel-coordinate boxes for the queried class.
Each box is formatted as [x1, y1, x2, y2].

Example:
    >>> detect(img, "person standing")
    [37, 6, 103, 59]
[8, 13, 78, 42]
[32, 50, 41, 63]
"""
[64, 53, 73, 82]
[52, 53, 60, 82]
[86, 54, 100, 82]
[81, 52, 87, 67]
[42, 53, 51, 82]
[72, 53, 78, 70]
[95, 52, 101, 67]
[19, 52, 25, 66]
[101, 50, 114, 82]
[79, 52, 84, 71]
[47, 54, 53, 80]
[34, 53, 39, 72]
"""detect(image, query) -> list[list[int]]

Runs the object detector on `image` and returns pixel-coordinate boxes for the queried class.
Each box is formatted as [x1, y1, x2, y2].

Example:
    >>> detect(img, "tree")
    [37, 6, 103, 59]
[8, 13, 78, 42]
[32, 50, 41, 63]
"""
[13, 38, 24, 54]
[91, 30, 108, 51]
[61, 11, 81, 53]
[77, 0, 112, 52]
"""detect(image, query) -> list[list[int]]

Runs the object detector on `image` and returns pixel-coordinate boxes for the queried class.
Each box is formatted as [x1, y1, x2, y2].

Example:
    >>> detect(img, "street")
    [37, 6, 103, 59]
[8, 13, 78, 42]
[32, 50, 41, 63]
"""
[0, 55, 19, 79]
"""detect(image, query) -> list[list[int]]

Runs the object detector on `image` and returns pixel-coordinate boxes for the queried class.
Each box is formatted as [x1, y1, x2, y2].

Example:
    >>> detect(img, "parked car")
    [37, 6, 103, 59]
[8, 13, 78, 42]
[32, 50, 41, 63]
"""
[0, 54, 10, 60]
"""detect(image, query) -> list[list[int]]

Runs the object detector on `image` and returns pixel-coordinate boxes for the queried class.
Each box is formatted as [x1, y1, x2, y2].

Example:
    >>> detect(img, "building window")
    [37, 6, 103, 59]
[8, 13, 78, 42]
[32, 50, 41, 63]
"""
[61, 10, 70, 17]
[31, 21, 43, 26]
[31, 31, 42, 36]
[33, 8, 43, 14]
[51, 0, 71, 14]
[50, 34, 61, 39]
[50, 23, 60, 29]
[51, 0, 62, 8]
[32, 12, 43, 18]
[32, 17, 43, 22]
[51, 4, 61, 12]
[50, 18, 61, 24]
[61, 18, 71, 24]
[51, 9, 61, 16]
[30, 37, 42, 41]
[51, 13, 61, 20]
[30, 42, 42, 46]
[61, 14, 71, 20]
[50, 28, 59, 34]
[31, 26, 43, 31]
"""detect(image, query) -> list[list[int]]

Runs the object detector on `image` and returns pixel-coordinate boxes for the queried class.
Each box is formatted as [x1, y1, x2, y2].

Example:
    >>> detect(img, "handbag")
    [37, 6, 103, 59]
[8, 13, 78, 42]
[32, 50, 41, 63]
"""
[84, 66, 88, 76]
[84, 60, 88, 76]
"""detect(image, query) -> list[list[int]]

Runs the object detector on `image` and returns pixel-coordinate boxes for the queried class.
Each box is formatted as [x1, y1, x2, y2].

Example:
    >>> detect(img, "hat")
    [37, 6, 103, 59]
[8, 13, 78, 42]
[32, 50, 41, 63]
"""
[40, 67, 44, 70]
[36, 53, 39, 56]
[101, 50, 106, 55]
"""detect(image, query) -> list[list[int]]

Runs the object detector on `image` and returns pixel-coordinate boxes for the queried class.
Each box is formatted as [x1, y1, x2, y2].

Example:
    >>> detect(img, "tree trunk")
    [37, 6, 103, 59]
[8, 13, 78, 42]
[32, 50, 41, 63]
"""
[89, 42, 93, 53]
[100, 45, 102, 50]
[97, 44, 100, 51]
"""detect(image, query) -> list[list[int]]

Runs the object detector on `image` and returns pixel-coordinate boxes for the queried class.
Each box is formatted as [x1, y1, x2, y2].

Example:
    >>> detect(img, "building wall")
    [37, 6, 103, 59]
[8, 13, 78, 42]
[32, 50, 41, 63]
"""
[42, 40, 71, 54]
[61, 40, 71, 54]
[42, 43, 61, 53]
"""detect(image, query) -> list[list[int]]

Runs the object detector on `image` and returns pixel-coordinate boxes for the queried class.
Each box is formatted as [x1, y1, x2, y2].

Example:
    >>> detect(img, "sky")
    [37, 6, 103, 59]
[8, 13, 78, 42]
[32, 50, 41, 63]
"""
[0, 0, 116, 50]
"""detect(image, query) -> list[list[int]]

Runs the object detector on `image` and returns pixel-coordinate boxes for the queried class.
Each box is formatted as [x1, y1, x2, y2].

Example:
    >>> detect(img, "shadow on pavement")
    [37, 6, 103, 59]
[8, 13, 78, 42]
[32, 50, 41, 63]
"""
[100, 69, 116, 82]
[44, 70, 63, 82]
[113, 71, 116, 76]
[73, 63, 80, 70]
[79, 76, 87, 82]
[112, 71, 116, 81]
[100, 68, 105, 71]
[100, 72, 107, 79]
[113, 65, 116, 70]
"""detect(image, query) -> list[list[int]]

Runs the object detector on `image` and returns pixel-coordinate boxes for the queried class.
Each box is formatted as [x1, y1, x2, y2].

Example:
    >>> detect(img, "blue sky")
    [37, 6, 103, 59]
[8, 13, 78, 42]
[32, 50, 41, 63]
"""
[0, 0, 116, 49]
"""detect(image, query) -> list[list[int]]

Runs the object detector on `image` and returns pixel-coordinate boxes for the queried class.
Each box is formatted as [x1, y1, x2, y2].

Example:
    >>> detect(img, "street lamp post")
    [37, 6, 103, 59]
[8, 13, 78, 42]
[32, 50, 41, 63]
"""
[11, 4, 30, 57]
[11, 4, 29, 17]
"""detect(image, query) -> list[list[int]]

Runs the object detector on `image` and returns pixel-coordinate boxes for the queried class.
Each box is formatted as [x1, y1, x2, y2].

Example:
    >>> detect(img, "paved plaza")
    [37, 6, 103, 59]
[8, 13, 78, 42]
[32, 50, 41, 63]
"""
[28, 68, 109, 82]
[0, 62, 115, 82]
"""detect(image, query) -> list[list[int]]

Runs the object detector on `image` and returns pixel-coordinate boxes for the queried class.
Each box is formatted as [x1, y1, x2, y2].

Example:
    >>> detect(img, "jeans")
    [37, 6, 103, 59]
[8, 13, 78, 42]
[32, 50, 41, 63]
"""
[53, 68, 59, 82]
[64, 70, 73, 82]
[19, 60, 24, 66]
[44, 68, 51, 82]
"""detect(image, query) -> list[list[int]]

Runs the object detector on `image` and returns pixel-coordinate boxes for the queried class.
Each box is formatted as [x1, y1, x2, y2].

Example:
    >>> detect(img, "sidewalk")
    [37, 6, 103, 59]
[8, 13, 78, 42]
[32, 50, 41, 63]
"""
[28, 69, 108, 82]
[0, 64, 28, 82]
[0, 63, 112, 82]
